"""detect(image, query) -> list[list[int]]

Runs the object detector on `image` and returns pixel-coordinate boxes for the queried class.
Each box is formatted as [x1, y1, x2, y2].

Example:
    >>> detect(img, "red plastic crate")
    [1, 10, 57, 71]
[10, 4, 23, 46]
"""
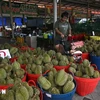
[27, 70, 49, 82]
[28, 80, 43, 100]
[54, 65, 70, 72]
[74, 75, 100, 96]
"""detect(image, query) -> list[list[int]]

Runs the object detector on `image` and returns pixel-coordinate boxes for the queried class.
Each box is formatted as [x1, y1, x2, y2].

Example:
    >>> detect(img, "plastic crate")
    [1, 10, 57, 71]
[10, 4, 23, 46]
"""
[39, 80, 76, 100]
[28, 80, 43, 100]
[90, 36, 100, 41]
[74, 76, 100, 96]
[27, 70, 49, 82]
[54, 65, 70, 72]
[90, 54, 100, 70]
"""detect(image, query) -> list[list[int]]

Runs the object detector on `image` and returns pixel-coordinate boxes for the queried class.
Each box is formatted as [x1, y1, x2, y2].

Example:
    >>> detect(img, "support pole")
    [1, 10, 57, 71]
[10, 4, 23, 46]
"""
[87, 2, 89, 21]
[0, 1, 4, 27]
[22, 14, 25, 25]
[53, 0, 57, 38]
[45, 5, 47, 29]
[59, 0, 61, 19]
[9, 0, 14, 39]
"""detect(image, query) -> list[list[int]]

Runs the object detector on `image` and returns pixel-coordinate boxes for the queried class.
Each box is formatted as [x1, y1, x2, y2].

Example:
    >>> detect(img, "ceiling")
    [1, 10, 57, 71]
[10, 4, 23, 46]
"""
[2, 0, 100, 13]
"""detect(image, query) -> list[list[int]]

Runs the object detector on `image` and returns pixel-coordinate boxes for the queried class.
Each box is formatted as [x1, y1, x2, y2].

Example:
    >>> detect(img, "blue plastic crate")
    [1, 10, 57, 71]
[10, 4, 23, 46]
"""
[39, 80, 76, 100]
[90, 54, 100, 70]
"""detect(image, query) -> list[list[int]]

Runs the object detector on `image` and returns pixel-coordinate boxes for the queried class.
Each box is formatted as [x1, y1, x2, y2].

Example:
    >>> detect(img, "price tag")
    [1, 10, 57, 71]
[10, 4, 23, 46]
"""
[92, 31, 95, 36]
[46, 93, 52, 98]
[0, 49, 11, 59]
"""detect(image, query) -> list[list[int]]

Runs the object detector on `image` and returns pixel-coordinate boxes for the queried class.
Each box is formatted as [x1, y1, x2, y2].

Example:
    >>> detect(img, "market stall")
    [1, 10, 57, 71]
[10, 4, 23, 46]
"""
[0, 0, 100, 100]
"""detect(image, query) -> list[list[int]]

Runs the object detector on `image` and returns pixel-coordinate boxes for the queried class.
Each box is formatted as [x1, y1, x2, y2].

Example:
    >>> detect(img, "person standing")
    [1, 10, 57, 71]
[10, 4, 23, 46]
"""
[54, 11, 72, 53]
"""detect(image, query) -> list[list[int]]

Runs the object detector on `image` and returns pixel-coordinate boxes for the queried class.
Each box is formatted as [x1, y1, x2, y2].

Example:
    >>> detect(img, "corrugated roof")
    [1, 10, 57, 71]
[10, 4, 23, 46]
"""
[2, 0, 100, 12]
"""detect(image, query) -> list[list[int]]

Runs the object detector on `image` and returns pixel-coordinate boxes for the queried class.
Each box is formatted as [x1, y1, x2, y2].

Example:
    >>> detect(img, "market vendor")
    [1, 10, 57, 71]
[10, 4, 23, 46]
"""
[54, 11, 72, 53]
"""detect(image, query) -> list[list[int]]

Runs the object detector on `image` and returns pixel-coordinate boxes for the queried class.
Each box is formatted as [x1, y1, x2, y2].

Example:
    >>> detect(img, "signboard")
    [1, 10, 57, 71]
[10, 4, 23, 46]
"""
[0, 49, 11, 58]
[1, 1, 38, 16]
[93, 14, 100, 18]
[0, 89, 6, 94]
[38, 8, 45, 16]
[12, 0, 28, 1]
[20, 3, 38, 15]
[1, 1, 54, 17]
